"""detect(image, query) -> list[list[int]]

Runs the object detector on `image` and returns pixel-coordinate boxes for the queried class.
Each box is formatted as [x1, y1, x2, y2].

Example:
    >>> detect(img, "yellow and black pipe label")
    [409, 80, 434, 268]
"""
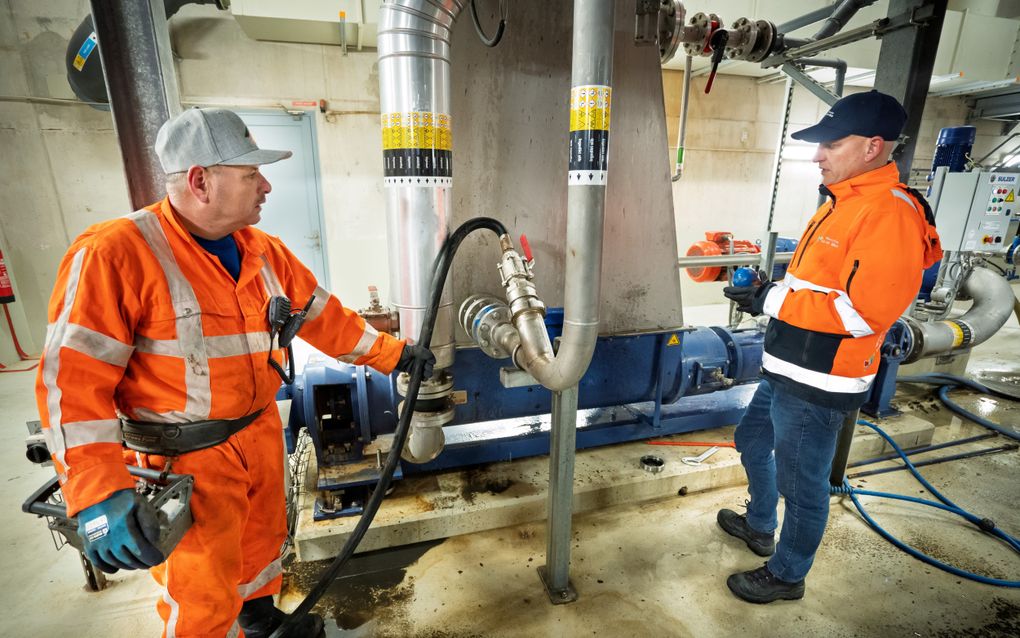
[568, 85, 611, 186]
[381, 112, 452, 187]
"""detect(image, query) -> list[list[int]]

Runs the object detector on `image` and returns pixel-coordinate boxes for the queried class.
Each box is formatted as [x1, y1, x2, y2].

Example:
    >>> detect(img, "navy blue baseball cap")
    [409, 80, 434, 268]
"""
[791, 90, 907, 143]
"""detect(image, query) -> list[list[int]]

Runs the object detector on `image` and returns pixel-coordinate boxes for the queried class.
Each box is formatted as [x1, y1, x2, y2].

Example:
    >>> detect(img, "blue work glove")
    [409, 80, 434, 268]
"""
[723, 282, 775, 316]
[76, 489, 165, 574]
[395, 343, 436, 380]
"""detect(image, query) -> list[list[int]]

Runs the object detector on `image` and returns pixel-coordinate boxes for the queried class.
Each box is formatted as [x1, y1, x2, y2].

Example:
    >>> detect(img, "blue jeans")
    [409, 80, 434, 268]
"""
[734, 378, 848, 583]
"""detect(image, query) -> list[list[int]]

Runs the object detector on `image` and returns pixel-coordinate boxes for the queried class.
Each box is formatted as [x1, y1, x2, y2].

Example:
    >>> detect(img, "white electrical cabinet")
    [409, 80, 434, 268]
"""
[932, 170, 1020, 253]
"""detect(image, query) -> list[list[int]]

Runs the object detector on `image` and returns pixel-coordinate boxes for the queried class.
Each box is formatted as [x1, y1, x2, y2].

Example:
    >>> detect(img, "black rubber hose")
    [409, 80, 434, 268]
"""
[470, 0, 506, 48]
[270, 216, 508, 637]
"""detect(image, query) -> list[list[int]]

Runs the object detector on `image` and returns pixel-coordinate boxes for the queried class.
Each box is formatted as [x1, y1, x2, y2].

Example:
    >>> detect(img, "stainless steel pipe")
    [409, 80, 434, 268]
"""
[377, 0, 465, 368]
[510, 0, 615, 393]
[677, 252, 795, 269]
[904, 266, 1016, 363]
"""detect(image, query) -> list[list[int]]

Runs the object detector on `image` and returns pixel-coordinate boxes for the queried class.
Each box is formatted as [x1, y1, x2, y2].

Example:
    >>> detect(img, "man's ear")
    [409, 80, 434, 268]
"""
[187, 166, 212, 203]
[864, 136, 885, 162]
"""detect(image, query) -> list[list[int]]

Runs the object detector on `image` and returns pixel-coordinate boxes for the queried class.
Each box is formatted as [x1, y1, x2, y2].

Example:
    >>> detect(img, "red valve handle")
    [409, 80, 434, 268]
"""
[519, 233, 534, 262]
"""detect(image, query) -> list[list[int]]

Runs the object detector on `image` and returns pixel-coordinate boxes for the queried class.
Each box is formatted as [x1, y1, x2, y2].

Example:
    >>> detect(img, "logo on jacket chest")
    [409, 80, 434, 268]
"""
[816, 235, 841, 249]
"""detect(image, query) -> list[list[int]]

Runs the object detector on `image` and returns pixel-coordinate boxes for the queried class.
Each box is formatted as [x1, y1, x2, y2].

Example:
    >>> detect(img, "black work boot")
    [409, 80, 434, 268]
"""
[717, 509, 775, 556]
[238, 596, 325, 638]
[727, 563, 805, 604]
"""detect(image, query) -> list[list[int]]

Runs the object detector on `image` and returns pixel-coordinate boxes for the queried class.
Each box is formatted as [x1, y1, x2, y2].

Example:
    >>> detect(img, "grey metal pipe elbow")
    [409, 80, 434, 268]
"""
[512, 311, 599, 392]
[904, 266, 1015, 362]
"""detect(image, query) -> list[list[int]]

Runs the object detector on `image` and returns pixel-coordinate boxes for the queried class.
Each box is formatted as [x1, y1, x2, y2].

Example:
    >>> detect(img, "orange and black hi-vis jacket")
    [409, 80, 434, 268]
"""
[760, 162, 943, 409]
[36, 197, 405, 516]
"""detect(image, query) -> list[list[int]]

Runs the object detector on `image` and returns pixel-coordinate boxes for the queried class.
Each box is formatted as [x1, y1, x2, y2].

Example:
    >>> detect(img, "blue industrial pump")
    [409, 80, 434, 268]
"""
[280, 317, 765, 519]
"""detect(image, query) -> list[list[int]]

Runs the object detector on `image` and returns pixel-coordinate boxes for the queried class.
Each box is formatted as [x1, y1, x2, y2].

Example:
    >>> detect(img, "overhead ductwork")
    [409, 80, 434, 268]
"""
[65, 0, 228, 108]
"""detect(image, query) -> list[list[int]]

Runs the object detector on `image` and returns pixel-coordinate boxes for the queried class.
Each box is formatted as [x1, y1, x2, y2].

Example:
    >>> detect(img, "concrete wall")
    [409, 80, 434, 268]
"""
[0, 0, 1014, 366]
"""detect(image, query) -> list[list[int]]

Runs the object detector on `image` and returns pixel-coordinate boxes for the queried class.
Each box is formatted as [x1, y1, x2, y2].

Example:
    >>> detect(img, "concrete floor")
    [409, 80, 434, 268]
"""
[3, 299, 1019, 637]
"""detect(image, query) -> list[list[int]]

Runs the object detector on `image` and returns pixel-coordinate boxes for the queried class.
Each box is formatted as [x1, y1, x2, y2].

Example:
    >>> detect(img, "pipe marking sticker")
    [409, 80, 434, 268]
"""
[73, 32, 98, 72]
[568, 85, 611, 186]
[946, 321, 964, 347]
[382, 112, 452, 187]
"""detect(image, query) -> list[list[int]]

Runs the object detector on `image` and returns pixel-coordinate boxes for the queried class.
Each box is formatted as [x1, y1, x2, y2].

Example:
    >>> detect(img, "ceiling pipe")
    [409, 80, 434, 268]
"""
[774, 0, 877, 54]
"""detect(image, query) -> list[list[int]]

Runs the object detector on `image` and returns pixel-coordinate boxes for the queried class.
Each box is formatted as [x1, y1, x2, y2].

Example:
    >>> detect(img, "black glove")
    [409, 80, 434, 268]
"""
[396, 343, 436, 380]
[722, 282, 775, 317]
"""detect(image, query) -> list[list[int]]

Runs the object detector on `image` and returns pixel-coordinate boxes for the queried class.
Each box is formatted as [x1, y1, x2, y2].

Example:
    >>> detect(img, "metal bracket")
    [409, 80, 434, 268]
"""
[537, 564, 578, 605]
[781, 62, 839, 106]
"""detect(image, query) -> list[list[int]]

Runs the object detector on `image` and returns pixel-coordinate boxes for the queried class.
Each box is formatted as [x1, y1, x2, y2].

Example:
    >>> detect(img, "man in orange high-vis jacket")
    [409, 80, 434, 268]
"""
[36, 107, 435, 637]
[717, 91, 943, 604]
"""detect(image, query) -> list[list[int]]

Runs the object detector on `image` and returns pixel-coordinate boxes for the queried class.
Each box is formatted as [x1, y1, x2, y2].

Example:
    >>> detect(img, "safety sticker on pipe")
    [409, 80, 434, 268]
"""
[568, 85, 611, 186]
[381, 112, 452, 187]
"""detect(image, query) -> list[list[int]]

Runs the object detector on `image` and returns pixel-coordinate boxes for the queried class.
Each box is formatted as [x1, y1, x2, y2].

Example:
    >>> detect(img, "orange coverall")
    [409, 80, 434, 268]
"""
[36, 197, 404, 636]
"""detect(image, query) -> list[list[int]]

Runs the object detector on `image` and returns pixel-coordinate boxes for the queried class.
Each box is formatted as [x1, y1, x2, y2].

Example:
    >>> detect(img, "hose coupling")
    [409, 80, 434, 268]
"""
[497, 238, 546, 321]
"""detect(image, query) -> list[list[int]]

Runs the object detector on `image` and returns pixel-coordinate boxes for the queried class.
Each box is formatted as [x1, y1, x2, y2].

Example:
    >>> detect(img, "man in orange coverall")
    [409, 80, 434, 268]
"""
[36, 107, 434, 636]
[719, 91, 943, 603]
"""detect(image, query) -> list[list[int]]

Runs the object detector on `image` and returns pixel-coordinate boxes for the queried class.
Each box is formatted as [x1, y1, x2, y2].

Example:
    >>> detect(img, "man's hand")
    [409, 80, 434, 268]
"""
[723, 282, 775, 317]
[76, 489, 165, 574]
[396, 343, 436, 380]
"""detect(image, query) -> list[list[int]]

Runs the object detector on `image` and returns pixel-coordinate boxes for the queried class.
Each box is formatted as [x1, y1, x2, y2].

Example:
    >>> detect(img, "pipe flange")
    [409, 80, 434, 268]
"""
[725, 17, 758, 61]
[744, 20, 776, 63]
[658, 0, 686, 63]
[396, 369, 455, 399]
[399, 401, 456, 428]
[683, 12, 722, 57]
[640, 455, 665, 473]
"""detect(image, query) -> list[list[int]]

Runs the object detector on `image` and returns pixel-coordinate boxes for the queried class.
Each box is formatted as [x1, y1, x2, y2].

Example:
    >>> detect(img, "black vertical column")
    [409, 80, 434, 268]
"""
[873, 0, 948, 181]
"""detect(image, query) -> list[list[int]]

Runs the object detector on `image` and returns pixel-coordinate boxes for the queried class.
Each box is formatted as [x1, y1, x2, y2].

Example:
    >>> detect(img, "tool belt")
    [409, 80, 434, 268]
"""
[120, 408, 264, 455]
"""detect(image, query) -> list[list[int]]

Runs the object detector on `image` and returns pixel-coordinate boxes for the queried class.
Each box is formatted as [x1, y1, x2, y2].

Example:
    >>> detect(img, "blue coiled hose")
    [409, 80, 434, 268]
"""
[898, 373, 1020, 442]
[832, 419, 1019, 587]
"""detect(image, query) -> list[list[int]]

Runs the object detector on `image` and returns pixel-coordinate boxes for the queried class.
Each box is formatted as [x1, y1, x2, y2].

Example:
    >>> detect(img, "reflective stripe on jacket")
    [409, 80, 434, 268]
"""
[761, 162, 943, 409]
[36, 197, 404, 515]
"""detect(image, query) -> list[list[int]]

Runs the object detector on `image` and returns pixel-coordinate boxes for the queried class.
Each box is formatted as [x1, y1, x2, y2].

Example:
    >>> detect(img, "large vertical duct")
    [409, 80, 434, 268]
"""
[377, 0, 465, 367]
[88, 0, 182, 208]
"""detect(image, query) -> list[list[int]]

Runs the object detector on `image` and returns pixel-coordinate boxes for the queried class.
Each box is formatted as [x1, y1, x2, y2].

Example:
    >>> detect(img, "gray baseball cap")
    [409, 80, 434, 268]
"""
[155, 107, 292, 173]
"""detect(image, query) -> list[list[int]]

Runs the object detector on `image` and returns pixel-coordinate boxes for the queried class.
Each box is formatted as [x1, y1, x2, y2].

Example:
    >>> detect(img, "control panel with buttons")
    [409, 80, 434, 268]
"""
[932, 170, 1020, 254]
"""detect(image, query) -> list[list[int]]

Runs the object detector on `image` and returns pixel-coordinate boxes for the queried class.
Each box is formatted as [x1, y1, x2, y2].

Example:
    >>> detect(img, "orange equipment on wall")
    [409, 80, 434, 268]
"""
[684, 232, 760, 282]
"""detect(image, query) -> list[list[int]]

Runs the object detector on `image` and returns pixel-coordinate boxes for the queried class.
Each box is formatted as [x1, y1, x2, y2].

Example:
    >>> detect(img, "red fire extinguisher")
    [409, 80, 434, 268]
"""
[0, 250, 37, 369]
[0, 249, 14, 304]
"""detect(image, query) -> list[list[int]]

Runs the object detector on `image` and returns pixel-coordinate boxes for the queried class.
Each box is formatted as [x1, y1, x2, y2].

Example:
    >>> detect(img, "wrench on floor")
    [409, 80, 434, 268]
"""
[681, 446, 720, 466]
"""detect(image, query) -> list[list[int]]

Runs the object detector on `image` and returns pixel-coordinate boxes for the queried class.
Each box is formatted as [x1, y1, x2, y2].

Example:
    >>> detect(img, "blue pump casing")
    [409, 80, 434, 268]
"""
[282, 321, 765, 493]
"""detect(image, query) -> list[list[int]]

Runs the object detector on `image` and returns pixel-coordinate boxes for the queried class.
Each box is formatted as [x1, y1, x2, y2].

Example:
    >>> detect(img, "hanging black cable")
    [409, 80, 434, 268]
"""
[270, 216, 508, 637]
[470, 0, 508, 48]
